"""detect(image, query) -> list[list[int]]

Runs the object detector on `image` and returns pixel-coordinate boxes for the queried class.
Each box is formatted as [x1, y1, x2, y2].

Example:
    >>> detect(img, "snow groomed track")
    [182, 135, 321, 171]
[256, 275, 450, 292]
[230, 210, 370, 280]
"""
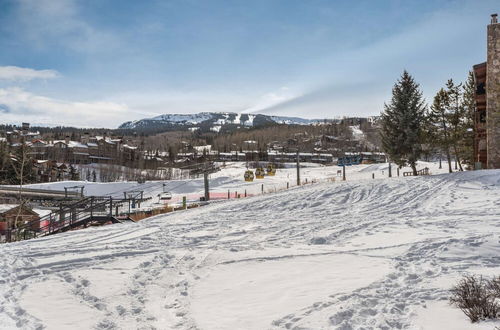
[1, 169, 500, 329]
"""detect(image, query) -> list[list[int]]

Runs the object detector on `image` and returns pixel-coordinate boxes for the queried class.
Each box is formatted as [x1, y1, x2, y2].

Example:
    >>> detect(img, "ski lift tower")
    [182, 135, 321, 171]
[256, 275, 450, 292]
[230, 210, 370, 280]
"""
[124, 190, 144, 210]
[201, 161, 219, 201]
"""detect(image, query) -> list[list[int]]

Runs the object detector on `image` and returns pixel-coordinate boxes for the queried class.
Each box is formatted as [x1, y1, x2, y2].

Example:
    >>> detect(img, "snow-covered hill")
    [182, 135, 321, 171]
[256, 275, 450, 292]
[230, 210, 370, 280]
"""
[1, 169, 500, 329]
[118, 112, 326, 131]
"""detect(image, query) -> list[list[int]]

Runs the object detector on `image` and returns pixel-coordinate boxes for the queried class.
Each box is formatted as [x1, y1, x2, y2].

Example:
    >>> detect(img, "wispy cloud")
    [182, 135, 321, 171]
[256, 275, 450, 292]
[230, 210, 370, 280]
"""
[0, 87, 142, 128]
[242, 87, 300, 113]
[255, 1, 493, 117]
[0, 66, 59, 82]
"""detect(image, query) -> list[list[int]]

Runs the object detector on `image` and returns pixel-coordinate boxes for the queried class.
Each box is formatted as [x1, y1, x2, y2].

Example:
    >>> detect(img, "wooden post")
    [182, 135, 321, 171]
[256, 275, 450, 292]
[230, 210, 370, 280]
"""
[244, 189, 247, 197]
[60, 205, 64, 223]
[182, 196, 187, 209]
[342, 165, 346, 181]
[204, 171, 210, 201]
[296, 150, 300, 186]
[261, 184, 264, 194]
[287, 182, 289, 189]
[372, 173, 375, 179]
[109, 197, 113, 217]
[228, 190, 230, 199]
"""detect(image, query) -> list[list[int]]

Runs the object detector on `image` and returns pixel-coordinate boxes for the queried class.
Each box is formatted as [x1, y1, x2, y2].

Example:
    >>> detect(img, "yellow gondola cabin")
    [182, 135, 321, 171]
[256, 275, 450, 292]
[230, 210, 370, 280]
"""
[244, 170, 254, 182]
[255, 167, 265, 179]
[266, 164, 276, 176]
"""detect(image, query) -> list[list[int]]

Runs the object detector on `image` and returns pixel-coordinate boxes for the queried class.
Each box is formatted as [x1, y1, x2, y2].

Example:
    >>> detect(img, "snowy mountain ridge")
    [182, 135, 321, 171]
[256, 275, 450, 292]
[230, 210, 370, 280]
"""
[118, 112, 326, 131]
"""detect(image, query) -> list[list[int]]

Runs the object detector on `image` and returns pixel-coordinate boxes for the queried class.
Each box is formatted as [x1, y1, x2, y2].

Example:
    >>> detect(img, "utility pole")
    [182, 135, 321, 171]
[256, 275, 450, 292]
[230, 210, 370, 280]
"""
[296, 149, 300, 186]
[203, 162, 210, 201]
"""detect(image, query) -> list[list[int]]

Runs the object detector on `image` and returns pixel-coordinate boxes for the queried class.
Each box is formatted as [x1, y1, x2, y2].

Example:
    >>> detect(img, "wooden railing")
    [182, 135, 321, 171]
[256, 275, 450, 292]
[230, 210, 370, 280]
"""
[403, 167, 430, 177]
[2, 195, 151, 243]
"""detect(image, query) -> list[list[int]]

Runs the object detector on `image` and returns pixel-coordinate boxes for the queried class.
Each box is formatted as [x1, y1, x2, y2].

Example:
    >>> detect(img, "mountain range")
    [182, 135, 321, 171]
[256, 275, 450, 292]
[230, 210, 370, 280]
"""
[118, 112, 329, 133]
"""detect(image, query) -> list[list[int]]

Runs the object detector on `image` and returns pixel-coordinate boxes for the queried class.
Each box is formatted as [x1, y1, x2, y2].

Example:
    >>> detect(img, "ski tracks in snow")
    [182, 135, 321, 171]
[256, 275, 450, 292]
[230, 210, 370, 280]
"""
[1, 171, 500, 329]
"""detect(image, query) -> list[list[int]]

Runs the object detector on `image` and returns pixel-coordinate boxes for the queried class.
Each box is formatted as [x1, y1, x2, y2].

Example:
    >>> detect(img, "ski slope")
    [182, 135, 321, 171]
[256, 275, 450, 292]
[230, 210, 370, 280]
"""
[21, 161, 451, 207]
[1, 168, 499, 329]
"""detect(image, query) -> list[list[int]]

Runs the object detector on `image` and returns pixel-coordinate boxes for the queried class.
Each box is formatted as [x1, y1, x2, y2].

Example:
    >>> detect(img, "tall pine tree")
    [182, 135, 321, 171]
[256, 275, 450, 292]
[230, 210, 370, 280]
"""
[459, 71, 475, 167]
[429, 88, 453, 173]
[446, 79, 465, 171]
[428, 75, 475, 172]
[380, 71, 427, 175]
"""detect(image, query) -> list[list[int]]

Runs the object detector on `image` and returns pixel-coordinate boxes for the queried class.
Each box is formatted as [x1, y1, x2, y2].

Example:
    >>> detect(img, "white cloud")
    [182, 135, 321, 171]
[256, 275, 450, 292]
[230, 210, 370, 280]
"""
[0, 66, 59, 82]
[242, 86, 300, 113]
[0, 87, 143, 128]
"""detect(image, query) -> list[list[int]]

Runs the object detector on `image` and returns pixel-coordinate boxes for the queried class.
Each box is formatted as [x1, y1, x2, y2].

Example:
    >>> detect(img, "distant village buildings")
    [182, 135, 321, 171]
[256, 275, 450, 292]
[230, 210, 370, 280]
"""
[1, 123, 143, 182]
[0, 115, 386, 184]
[473, 14, 500, 169]
[4, 123, 140, 167]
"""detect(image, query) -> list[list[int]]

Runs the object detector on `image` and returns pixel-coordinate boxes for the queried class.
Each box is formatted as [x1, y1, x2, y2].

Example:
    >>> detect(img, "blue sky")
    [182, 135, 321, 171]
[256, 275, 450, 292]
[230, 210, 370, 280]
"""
[0, 0, 497, 127]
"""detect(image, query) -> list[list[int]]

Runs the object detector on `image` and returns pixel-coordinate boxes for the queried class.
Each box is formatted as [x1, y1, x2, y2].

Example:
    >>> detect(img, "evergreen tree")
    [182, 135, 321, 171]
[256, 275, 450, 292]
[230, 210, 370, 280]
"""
[0, 141, 9, 184]
[380, 71, 427, 175]
[459, 71, 476, 167]
[445, 79, 465, 171]
[429, 88, 453, 173]
[428, 75, 475, 172]
[168, 146, 176, 163]
[69, 164, 79, 180]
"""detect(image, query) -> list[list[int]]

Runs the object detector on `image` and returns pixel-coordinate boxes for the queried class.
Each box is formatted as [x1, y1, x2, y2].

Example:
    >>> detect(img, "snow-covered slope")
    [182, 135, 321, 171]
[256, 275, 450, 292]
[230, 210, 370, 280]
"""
[1, 170, 500, 329]
[268, 115, 323, 125]
[118, 111, 326, 131]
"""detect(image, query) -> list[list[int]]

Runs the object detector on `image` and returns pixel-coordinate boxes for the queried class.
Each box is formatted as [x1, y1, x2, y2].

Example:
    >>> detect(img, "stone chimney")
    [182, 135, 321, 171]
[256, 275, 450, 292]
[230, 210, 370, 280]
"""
[487, 13, 500, 168]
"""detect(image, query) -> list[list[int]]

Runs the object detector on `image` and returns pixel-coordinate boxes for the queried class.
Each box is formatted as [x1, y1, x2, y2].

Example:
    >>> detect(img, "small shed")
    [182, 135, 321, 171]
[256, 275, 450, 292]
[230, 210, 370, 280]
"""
[0, 204, 40, 234]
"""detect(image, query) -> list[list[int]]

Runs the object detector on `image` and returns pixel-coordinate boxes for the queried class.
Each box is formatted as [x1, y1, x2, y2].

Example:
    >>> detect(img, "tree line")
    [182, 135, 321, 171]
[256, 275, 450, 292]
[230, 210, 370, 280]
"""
[380, 70, 475, 175]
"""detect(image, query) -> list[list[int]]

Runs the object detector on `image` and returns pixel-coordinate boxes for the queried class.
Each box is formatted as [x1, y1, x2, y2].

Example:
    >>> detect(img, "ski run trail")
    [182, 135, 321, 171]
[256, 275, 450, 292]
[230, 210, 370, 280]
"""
[1, 169, 500, 329]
